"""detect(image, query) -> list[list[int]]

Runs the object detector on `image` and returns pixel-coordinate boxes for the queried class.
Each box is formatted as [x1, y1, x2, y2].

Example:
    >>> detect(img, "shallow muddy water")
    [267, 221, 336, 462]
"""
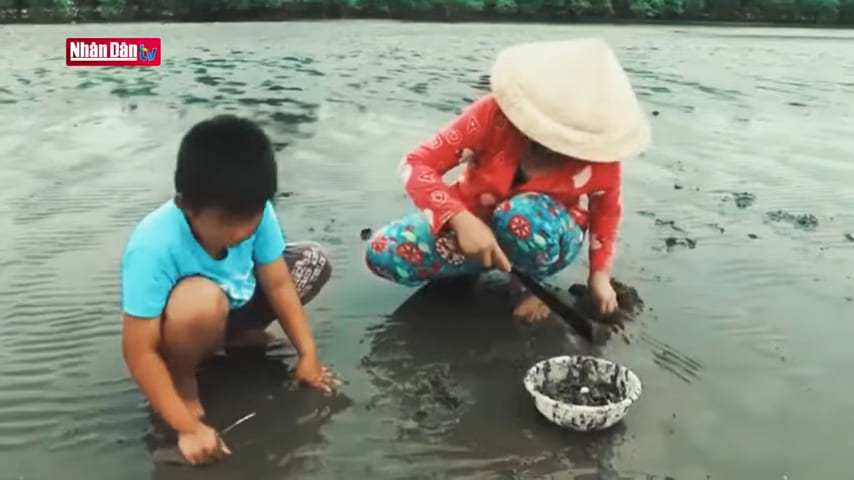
[1, 21, 853, 479]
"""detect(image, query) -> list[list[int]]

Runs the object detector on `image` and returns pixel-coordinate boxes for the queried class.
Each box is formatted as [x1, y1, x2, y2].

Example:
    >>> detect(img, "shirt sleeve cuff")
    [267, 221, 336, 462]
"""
[427, 202, 467, 234]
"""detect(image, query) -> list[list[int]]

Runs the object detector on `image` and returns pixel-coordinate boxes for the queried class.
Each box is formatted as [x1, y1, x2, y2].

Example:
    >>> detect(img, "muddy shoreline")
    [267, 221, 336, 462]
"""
[1, 23, 853, 480]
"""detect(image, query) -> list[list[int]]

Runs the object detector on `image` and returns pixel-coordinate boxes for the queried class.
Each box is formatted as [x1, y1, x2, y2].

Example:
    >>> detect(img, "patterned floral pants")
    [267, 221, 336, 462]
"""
[364, 193, 585, 286]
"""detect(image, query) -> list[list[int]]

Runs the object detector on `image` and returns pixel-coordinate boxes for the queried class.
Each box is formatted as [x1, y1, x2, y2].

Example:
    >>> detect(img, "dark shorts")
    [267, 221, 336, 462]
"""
[224, 241, 333, 341]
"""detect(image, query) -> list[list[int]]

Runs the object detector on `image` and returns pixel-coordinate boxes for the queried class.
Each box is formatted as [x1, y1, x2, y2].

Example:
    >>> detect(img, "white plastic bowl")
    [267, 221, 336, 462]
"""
[523, 355, 642, 432]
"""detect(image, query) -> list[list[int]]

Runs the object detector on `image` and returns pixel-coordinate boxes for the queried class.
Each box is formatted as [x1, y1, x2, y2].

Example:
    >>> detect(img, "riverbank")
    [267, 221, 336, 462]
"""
[2, 6, 853, 27]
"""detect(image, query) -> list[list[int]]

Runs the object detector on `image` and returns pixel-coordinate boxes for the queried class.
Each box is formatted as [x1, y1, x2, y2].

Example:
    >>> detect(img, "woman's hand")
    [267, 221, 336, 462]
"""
[589, 271, 618, 315]
[449, 210, 512, 271]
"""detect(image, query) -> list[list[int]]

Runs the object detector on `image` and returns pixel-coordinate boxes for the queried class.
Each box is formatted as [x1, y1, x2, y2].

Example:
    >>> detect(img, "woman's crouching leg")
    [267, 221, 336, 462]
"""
[364, 212, 483, 286]
[491, 192, 585, 280]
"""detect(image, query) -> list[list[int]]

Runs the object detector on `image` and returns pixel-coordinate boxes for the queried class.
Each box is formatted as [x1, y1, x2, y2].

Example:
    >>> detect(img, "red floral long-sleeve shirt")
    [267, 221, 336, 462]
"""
[398, 94, 623, 273]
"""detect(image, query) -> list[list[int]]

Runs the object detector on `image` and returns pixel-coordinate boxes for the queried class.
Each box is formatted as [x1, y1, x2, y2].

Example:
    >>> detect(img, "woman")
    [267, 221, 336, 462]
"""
[364, 37, 651, 322]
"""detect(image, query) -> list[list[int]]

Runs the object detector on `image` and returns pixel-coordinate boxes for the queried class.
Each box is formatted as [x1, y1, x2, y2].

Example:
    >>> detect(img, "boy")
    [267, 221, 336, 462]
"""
[120, 115, 335, 466]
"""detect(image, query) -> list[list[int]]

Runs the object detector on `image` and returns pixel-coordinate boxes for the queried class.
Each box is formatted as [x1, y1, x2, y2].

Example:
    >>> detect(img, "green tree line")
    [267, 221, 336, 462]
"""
[1, 0, 852, 24]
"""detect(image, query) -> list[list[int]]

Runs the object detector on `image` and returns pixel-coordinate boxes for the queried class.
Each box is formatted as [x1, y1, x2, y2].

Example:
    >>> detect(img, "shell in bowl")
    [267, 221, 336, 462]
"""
[523, 355, 642, 432]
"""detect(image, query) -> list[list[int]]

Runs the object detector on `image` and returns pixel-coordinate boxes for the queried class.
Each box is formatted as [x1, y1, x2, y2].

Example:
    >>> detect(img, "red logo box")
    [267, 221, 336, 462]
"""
[66, 37, 161, 67]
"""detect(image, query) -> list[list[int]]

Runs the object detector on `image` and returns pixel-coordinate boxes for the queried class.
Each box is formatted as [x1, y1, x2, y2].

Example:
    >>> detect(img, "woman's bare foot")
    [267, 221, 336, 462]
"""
[175, 376, 205, 419]
[513, 293, 553, 323]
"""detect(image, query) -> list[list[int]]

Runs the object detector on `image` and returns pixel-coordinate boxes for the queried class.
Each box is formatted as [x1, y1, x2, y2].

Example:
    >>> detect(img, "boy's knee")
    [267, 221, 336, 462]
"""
[298, 240, 333, 276]
[306, 241, 333, 293]
[284, 241, 334, 304]
[163, 276, 228, 335]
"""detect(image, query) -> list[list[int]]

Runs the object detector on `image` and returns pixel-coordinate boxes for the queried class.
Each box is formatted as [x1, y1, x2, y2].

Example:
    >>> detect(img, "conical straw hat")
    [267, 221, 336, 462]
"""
[490, 37, 651, 162]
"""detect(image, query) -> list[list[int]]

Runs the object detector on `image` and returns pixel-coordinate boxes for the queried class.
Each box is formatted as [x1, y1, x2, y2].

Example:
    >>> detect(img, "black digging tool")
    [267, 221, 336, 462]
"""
[511, 267, 598, 342]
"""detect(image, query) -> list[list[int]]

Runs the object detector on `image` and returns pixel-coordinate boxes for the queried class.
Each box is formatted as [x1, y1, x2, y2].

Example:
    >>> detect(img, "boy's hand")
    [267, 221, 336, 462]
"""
[449, 210, 512, 272]
[178, 422, 231, 466]
[294, 354, 337, 393]
[589, 271, 618, 315]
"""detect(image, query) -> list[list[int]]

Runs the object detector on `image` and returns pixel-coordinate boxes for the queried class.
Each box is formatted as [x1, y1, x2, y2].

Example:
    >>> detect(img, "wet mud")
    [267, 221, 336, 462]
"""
[708, 223, 726, 234]
[664, 236, 697, 250]
[4, 24, 853, 480]
[537, 359, 623, 407]
[640, 333, 704, 384]
[359, 278, 638, 476]
[732, 192, 756, 209]
[147, 350, 354, 475]
[765, 210, 819, 230]
[638, 211, 699, 251]
[566, 277, 704, 385]
[655, 218, 688, 233]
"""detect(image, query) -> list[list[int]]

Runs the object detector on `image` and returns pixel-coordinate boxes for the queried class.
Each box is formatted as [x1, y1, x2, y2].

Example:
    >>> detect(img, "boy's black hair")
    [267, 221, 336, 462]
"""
[175, 114, 277, 217]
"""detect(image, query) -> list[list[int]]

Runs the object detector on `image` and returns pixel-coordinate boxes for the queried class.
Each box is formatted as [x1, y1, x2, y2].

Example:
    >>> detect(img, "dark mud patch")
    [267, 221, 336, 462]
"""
[844, 233, 854, 242]
[708, 223, 726, 234]
[765, 210, 819, 230]
[733, 192, 756, 208]
[360, 227, 373, 241]
[717, 191, 756, 209]
[611, 279, 644, 315]
[537, 360, 622, 407]
[664, 236, 697, 250]
[405, 364, 464, 412]
[748, 233, 759, 239]
[655, 218, 687, 233]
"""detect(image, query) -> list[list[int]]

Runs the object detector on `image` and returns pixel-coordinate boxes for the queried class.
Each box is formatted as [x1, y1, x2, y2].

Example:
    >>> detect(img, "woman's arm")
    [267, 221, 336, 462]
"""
[399, 95, 498, 233]
[586, 161, 622, 276]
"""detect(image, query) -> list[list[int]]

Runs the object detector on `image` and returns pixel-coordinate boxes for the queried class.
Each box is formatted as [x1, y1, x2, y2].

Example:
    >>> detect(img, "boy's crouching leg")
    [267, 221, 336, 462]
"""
[161, 276, 229, 419]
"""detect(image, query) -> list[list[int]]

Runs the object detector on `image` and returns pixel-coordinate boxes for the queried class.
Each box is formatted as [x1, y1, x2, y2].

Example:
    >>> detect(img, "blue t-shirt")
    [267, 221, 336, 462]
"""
[120, 199, 286, 318]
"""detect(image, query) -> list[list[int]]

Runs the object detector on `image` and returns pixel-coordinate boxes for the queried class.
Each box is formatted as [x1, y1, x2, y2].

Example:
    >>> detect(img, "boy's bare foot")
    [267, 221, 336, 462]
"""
[175, 376, 205, 419]
[225, 328, 275, 348]
[513, 293, 552, 323]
